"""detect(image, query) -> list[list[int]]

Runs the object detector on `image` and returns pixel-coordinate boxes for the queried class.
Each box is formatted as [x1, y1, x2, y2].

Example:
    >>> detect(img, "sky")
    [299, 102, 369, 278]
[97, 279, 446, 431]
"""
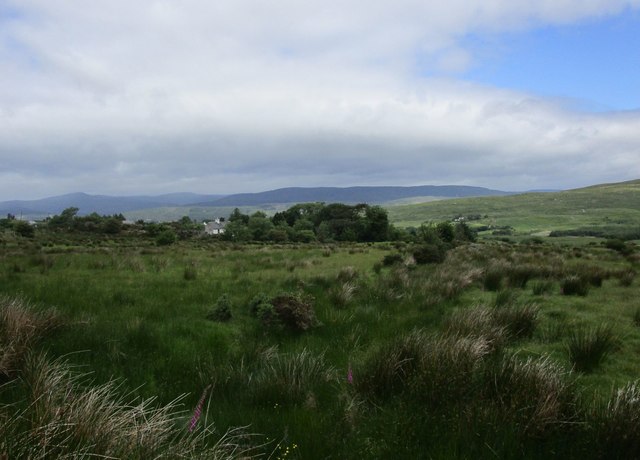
[1, 0, 639, 200]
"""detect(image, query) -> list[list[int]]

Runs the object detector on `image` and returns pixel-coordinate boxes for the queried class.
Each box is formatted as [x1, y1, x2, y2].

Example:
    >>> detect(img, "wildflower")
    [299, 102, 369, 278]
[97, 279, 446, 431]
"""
[189, 384, 212, 432]
[347, 364, 353, 385]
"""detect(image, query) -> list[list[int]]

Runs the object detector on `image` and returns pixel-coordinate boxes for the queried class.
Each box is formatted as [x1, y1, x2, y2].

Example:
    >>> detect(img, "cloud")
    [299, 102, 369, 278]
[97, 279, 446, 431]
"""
[0, 1, 639, 199]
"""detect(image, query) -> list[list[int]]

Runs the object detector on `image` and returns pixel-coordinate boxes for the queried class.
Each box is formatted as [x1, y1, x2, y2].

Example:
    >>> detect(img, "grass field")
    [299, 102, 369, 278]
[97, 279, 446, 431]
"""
[387, 179, 640, 237]
[1, 224, 640, 458]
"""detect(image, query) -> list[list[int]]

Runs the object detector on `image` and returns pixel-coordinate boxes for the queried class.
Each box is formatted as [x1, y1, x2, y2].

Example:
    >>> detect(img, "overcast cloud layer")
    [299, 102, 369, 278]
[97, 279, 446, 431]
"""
[1, 0, 639, 200]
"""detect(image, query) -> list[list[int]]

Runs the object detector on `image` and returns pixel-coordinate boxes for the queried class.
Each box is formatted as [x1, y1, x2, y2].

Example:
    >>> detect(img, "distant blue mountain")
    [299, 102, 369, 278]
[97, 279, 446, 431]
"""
[0, 192, 225, 218]
[0, 185, 514, 219]
[196, 185, 512, 207]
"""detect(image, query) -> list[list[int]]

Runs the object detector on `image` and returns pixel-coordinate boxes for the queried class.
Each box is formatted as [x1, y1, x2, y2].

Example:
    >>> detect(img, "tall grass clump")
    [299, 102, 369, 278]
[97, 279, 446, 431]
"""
[355, 330, 490, 406]
[483, 266, 504, 291]
[566, 325, 618, 373]
[443, 307, 507, 352]
[560, 275, 589, 296]
[248, 348, 336, 406]
[492, 303, 539, 340]
[11, 353, 262, 459]
[591, 381, 640, 458]
[483, 354, 575, 434]
[531, 280, 554, 296]
[617, 269, 636, 287]
[0, 296, 60, 379]
[330, 281, 357, 308]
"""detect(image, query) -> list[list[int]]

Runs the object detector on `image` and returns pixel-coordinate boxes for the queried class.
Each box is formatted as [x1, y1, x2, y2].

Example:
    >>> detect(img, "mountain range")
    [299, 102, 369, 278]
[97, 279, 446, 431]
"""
[0, 185, 511, 220]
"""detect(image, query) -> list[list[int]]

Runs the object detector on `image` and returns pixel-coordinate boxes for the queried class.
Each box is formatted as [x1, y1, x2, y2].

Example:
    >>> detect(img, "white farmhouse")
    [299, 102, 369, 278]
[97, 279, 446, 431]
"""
[203, 218, 226, 235]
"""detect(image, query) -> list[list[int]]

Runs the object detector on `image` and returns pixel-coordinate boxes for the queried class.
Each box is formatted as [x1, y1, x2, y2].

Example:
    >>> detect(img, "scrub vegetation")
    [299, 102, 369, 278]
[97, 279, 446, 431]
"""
[0, 200, 639, 458]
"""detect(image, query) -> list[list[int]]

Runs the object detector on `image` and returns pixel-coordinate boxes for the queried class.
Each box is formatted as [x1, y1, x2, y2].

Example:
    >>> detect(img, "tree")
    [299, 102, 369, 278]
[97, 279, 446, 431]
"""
[14, 220, 34, 238]
[48, 207, 79, 230]
[361, 205, 389, 242]
[248, 212, 274, 241]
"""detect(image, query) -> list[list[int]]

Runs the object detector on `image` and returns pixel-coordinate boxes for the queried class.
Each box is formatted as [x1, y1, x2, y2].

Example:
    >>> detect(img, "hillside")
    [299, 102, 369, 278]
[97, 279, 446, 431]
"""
[196, 185, 510, 207]
[387, 179, 640, 237]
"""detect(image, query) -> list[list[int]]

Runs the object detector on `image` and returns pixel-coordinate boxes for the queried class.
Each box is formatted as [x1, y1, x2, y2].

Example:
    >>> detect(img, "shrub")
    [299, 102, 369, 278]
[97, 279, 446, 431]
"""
[206, 294, 232, 322]
[270, 292, 318, 332]
[560, 275, 589, 296]
[605, 238, 631, 255]
[566, 325, 617, 373]
[412, 244, 446, 264]
[382, 253, 403, 266]
[13, 220, 35, 238]
[155, 230, 177, 246]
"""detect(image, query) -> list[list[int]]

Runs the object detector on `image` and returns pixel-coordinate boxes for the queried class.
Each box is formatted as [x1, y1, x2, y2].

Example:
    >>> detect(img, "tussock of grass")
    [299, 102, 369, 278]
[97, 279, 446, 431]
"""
[355, 331, 490, 404]
[484, 354, 575, 434]
[248, 348, 336, 405]
[6, 353, 262, 459]
[592, 381, 640, 458]
[561, 275, 590, 296]
[566, 325, 618, 373]
[0, 296, 60, 379]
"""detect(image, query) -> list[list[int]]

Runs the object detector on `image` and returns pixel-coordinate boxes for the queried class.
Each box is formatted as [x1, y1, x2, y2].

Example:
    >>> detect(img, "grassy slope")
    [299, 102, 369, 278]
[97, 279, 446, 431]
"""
[387, 179, 640, 234]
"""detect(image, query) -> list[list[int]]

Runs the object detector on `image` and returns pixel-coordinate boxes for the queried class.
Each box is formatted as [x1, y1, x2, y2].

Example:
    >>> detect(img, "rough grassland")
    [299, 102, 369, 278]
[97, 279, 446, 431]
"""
[1, 226, 640, 458]
[387, 179, 640, 235]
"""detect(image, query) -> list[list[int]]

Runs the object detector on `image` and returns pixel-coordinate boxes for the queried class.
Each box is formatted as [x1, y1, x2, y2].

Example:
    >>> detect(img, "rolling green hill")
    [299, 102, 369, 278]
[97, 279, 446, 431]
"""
[387, 179, 640, 237]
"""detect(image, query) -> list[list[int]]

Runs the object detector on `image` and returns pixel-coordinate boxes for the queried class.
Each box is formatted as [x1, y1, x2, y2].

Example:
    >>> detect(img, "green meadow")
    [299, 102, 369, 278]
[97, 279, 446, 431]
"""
[1, 181, 640, 458]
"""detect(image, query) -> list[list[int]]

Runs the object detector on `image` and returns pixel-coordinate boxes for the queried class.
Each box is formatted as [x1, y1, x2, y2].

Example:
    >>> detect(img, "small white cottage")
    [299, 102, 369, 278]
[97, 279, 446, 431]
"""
[203, 218, 226, 235]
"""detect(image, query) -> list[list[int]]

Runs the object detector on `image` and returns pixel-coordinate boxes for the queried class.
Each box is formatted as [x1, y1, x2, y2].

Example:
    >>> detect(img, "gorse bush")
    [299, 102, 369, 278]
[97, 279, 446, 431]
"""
[207, 294, 232, 322]
[566, 325, 617, 373]
[270, 292, 318, 332]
